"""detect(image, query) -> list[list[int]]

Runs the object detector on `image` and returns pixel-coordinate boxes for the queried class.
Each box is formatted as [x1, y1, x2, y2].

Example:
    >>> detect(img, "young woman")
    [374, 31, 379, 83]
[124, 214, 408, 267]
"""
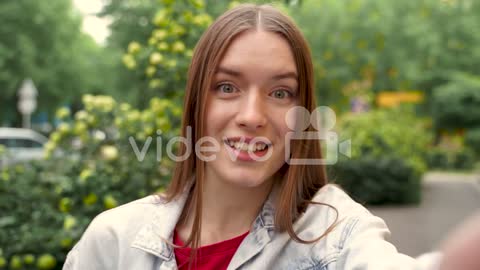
[64, 4, 480, 270]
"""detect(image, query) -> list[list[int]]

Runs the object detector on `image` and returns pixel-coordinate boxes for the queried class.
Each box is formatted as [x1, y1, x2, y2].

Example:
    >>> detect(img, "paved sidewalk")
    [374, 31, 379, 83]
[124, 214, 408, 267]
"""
[368, 172, 480, 257]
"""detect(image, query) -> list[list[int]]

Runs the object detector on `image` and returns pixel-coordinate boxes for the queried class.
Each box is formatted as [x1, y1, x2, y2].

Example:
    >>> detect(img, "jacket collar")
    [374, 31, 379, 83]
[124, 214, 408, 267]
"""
[131, 188, 190, 261]
[130, 182, 278, 262]
[252, 186, 276, 231]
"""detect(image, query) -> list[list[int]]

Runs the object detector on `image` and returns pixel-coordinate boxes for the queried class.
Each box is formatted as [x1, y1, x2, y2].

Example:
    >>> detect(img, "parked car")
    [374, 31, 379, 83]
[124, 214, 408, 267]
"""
[0, 127, 48, 167]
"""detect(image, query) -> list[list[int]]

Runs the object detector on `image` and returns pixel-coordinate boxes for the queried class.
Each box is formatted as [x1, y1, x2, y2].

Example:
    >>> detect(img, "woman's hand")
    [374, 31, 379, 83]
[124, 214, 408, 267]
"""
[440, 211, 480, 270]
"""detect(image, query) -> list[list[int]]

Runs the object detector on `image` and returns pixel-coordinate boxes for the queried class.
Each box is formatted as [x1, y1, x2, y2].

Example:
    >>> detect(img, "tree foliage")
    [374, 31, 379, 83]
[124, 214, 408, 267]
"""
[0, 0, 114, 126]
[332, 108, 432, 204]
[431, 72, 480, 130]
[291, 0, 480, 111]
[0, 95, 180, 269]
[113, 0, 216, 107]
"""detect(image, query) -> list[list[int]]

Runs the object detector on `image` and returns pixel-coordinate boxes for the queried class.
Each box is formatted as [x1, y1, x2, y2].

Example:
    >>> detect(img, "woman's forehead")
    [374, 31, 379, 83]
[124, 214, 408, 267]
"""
[215, 31, 298, 79]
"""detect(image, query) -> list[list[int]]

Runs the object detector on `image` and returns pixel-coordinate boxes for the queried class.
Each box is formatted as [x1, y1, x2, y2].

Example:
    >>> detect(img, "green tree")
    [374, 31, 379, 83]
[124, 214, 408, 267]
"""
[291, 0, 480, 111]
[432, 72, 480, 131]
[96, 0, 159, 108]
[116, 0, 216, 107]
[0, 0, 114, 126]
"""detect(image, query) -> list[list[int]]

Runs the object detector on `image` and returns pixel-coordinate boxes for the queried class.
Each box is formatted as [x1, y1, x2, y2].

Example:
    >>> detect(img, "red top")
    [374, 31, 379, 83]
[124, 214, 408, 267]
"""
[173, 230, 249, 270]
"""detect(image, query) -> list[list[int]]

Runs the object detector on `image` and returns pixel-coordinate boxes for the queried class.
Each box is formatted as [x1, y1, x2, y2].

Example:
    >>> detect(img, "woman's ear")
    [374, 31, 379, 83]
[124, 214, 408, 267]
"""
[439, 212, 480, 270]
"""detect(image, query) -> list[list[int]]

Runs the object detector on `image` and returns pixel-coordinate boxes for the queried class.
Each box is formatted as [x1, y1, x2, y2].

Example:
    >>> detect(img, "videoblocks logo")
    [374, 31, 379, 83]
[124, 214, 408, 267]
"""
[129, 106, 351, 165]
[284, 106, 351, 165]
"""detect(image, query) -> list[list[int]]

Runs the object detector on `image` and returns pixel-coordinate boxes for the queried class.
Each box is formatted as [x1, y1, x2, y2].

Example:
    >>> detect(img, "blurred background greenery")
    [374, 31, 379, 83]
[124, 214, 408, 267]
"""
[1, 0, 480, 269]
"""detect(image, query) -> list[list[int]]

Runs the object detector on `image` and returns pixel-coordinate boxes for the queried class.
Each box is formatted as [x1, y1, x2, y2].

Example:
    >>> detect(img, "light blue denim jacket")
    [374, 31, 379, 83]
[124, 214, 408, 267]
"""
[63, 184, 441, 270]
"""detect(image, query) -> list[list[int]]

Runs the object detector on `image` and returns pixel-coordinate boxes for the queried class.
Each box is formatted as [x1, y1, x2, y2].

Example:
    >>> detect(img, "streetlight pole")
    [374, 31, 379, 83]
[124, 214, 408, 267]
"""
[17, 78, 38, 129]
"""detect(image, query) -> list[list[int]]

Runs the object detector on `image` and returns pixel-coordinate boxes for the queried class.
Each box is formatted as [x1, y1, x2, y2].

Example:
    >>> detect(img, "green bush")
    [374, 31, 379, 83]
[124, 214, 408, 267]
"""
[1, 161, 75, 270]
[465, 127, 480, 158]
[426, 146, 476, 171]
[0, 95, 181, 269]
[426, 147, 450, 169]
[330, 107, 432, 205]
[332, 155, 421, 205]
[452, 149, 476, 170]
[432, 73, 480, 131]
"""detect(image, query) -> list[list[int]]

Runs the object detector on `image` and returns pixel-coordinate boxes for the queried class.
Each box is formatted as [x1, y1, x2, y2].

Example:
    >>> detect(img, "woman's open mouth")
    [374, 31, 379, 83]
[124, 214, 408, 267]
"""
[223, 137, 272, 161]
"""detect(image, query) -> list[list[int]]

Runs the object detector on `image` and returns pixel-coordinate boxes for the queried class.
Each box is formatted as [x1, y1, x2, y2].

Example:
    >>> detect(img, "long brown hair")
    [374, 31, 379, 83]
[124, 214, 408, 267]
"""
[163, 3, 337, 253]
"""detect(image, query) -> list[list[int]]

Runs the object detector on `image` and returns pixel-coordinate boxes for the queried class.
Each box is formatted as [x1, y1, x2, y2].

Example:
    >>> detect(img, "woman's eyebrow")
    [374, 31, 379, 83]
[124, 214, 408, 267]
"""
[215, 66, 298, 81]
[215, 66, 243, 77]
[271, 71, 298, 81]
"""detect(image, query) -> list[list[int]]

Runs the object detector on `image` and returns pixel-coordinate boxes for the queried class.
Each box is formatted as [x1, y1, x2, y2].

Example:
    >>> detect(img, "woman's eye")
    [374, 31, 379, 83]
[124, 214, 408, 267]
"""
[217, 83, 236, 94]
[271, 89, 291, 99]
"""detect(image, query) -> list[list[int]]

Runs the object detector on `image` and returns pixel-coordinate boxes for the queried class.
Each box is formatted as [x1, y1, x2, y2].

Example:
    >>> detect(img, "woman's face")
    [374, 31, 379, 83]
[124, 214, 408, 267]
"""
[203, 30, 299, 188]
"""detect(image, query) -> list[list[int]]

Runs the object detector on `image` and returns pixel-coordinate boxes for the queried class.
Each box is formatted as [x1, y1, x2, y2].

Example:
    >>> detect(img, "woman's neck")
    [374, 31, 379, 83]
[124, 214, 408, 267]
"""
[177, 173, 274, 246]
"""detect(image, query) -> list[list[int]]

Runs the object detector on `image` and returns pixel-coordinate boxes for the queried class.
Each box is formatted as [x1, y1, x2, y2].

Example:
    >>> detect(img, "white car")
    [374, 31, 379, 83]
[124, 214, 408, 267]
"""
[0, 127, 48, 166]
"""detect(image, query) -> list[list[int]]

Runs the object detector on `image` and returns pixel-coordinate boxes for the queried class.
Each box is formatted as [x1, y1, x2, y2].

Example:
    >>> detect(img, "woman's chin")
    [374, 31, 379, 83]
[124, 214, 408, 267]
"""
[224, 174, 271, 189]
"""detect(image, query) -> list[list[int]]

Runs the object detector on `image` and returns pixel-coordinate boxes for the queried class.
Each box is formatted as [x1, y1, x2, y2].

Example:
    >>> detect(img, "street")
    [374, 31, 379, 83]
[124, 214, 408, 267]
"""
[369, 172, 480, 256]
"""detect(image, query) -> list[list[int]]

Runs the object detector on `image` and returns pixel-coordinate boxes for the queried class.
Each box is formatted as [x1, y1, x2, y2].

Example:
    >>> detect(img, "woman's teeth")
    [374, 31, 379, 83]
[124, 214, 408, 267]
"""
[226, 141, 268, 151]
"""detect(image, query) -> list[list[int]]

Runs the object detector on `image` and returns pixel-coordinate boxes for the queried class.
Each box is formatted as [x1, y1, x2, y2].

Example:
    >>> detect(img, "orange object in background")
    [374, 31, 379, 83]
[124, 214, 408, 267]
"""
[376, 91, 424, 108]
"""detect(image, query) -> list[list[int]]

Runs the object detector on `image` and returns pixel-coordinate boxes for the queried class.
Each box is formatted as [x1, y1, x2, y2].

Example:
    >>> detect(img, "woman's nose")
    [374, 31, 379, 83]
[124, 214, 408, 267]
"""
[235, 91, 267, 130]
